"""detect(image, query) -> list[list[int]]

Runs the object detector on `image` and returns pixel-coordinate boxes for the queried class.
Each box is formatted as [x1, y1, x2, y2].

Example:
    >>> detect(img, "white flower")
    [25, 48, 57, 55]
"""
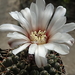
[0, 0, 75, 67]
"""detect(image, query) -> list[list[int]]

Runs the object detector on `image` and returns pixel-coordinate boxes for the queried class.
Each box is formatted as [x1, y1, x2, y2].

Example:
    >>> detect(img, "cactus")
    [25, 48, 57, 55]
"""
[0, 48, 65, 75]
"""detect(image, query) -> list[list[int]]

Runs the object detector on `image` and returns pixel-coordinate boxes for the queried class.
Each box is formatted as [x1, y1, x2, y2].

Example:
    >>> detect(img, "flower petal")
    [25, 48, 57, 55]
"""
[59, 23, 75, 33]
[50, 16, 66, 35]
[30, 3, 38, 30]
[30, 3, 38, 16]
[9, 11, 19, 20]
[36, 0, 45, 12]
[44, 43, 69, 55]
[40, 57, 47, 67]
[52, 6, 66, 23]
[48, 6, 66, 31]
[35, 47, 47, 67]
[28, 44, 37, 54]
[44, 43, 55, 50]
[9, 11, 31, 33]
[42, 3, 54, 30]
[38, 45, 47, 57]
[62, 33, 74, 46]
[54, 6, 66, 17]
[38, 45, 48, 57]
[7, 32, 29, 41]
[35, 50, 42, 67]
[8, 39, 28, 48]
[53, 43, 69, 55]
[21, 8, 31, 24]
[0, 24, 26, 35]
[36, 0, 46, 29]
[12, 43, 30, 55]
[50, 32, 74, 46]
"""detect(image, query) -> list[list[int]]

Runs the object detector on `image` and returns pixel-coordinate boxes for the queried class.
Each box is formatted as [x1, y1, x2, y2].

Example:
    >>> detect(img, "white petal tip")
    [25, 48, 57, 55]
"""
[12, 50, 17, 55]
[57, 50, 69, 55]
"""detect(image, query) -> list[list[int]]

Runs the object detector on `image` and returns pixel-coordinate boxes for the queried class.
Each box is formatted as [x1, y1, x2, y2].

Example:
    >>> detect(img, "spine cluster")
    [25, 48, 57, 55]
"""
[0, 48, 65, 75]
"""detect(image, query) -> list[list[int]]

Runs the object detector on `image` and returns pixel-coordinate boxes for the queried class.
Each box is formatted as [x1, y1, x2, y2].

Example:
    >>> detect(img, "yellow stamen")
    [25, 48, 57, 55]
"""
[30, 30, 47, 44]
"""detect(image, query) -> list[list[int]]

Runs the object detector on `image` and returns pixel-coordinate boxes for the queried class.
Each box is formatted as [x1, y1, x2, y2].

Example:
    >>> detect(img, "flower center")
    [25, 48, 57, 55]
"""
[30, 30, 47, 45]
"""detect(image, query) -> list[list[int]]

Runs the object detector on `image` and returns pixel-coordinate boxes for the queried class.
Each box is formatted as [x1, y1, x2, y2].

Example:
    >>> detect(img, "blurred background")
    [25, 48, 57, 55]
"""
[0, 0, 75, 75]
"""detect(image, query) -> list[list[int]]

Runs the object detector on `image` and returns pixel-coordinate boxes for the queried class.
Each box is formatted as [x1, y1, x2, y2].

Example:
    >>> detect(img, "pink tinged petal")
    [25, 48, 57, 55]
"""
[7, 32, 29, 41]
[50, 17, 66, 35]
[35, 50, 42, 67]
[9, 11, 31, 34]
[42, 3, 54, 30]
[8, 39, 28, 48]
[21, 8, 31, 23]
[50, 32, 74, 46]
[40, 57, 47, 67]
[0, 24, 26, 35]
[44, 43, 69, 55]
[12, 43, 31, 55]
[48, 6, 66, 31]
[59, 23, 75, 33]
[38, 45, 47, 58]
[28, 44, 37, 54]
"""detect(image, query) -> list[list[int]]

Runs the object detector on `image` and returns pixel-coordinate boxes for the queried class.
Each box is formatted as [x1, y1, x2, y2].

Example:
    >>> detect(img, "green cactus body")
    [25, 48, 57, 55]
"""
[0, 48, 65, 75]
